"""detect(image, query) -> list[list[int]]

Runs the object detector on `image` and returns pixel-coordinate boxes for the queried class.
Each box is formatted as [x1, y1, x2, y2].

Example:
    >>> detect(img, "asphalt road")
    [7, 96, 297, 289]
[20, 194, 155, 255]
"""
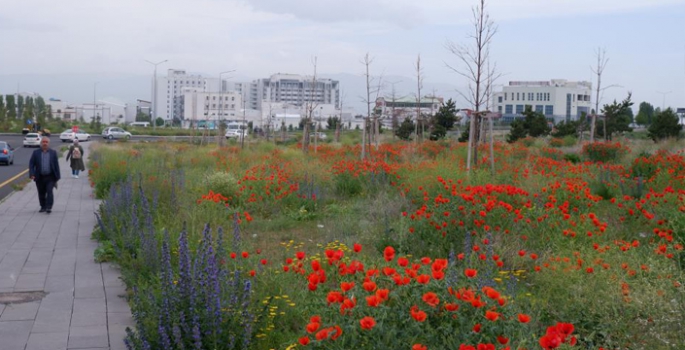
[0, 134, 104, 202]
[0, 135, 44, 202]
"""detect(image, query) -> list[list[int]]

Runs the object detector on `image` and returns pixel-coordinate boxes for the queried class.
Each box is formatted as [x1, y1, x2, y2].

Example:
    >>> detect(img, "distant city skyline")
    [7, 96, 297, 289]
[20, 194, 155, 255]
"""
[1, 0, 684, 112]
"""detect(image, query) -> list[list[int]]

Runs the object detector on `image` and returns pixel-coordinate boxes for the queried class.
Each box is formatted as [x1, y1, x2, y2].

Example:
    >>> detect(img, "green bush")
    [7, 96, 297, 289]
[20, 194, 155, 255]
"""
[333, 172, 363, 197]
[563, 153, 581, 164]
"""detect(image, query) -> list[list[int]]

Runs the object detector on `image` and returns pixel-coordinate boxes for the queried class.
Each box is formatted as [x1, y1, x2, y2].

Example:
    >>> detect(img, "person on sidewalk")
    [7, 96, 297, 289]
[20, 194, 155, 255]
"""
[28, 137, 61, 213]
[66, 138, 85, 178]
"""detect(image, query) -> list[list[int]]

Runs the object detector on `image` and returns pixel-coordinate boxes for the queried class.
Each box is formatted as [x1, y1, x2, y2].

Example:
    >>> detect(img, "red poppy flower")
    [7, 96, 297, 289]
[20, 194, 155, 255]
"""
[413, 344, 427, 350]
[296, 251, 306, 260]
[485, 310, 499, 321]
[410, 306, 427, 322]
[306, 322, 320, 333]
[422, 292, 440, 307]
[341, 282, 355, 292]
[465, 269, 478, 278]
[353, 243, 362, 253]
[299, 336, 310, 346]
[359, 316, 376, 330]
[518, 313, 531, 323]
[383, 246, 396, 261]
[315, 329, 329, 341]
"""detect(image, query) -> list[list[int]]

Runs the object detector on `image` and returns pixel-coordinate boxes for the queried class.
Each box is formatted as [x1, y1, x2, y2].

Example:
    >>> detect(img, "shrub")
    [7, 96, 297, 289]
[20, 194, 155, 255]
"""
[563, 153, 581, 164]
[549, 138, 564, 148]
[562, 136, 577, 147]
[648, 108, 682, 141]
[206, 171, 241, 199]
[581, 142, 628, 163]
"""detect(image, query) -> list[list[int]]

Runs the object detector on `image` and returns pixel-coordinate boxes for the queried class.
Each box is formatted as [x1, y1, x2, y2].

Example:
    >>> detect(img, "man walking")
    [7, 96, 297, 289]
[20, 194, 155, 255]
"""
[29, 137, 61, 213]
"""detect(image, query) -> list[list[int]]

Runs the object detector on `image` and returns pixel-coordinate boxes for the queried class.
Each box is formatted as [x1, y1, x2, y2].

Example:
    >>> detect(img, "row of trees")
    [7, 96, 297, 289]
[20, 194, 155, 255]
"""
[506, 94, 682, 143]
[393, 99, 460, 141]
[0, 94, 53, 131]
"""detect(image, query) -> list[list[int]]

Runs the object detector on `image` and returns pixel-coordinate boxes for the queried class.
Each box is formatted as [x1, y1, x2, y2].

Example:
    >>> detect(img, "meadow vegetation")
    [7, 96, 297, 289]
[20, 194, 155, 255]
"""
[88, 134, 685, 350]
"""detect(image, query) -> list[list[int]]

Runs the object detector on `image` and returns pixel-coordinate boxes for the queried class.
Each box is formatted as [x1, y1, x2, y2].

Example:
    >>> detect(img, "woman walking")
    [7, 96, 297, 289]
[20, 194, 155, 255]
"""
[66, 139, 85, 178]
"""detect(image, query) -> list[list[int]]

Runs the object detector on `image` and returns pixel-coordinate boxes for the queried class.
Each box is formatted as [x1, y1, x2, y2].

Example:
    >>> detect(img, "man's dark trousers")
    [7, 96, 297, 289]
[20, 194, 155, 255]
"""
[36, 174, 56, 210]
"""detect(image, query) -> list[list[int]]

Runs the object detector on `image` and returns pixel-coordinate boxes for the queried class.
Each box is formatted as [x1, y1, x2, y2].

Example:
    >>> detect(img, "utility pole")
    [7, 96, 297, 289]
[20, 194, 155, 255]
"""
[145, 59, 168, 130]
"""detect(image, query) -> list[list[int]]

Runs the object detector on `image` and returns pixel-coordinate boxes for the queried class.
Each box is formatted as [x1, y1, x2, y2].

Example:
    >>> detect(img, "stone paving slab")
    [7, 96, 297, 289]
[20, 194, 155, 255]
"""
[0, 142, 133, 350]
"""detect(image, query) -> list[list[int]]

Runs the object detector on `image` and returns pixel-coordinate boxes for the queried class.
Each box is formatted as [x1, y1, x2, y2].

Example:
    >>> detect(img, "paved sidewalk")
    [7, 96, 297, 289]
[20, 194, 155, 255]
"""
[0, 142, 133, 350]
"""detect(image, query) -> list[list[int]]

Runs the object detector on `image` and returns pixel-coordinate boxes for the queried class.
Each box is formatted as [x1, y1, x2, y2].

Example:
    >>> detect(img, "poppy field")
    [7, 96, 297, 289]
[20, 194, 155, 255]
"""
[89, 138, 685, 350]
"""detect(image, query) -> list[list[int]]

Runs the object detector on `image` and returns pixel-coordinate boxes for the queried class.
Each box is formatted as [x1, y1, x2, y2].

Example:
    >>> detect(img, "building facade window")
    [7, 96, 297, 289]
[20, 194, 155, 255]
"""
[498, 96, 503, 103]
[505, 105, 513, 114]
[545, 105, 554, 115]
[515, 105, 524, 114]
[535, 105, 543, 113]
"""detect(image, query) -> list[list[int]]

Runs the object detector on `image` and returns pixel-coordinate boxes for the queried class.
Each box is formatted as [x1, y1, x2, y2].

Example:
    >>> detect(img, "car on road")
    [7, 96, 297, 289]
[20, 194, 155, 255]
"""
[0, 142, 15, 165]
[60, 129, 91, 142]
[225, 129, 246, 139]
[101, 127, 132, 140]
[23, 133, 42, 147]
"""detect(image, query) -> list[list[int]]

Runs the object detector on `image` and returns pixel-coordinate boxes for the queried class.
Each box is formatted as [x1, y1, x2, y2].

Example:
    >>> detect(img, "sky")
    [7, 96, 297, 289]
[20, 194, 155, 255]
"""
[1, 0, 684, 112]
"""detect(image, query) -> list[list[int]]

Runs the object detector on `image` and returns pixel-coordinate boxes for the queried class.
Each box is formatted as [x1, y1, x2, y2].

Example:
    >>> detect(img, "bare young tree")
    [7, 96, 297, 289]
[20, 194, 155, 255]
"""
[446, 0, 500, 173]
[302, 56, 319, 154]
[335, 89, 345, 143]
[372, 71, 384, 150]
[386, 80, 405, 138]
[590, 48, 608, 143]
[415, 54, 424, 143]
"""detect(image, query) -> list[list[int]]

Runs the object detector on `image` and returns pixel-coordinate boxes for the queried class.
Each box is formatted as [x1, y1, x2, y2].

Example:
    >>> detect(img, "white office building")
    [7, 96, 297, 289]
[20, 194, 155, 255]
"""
[181, 88, 243, 129]
[248, 73, 340, 112]
[155, 69, 219, 124]
[493, 79, 592, 123]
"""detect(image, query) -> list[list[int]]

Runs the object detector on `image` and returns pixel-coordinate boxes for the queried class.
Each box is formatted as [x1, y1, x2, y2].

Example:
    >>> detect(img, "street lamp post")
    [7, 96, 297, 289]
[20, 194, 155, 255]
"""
[657, 90, 672, 110]
[93, 82, 99, 127]
[145, 59, 168, 130]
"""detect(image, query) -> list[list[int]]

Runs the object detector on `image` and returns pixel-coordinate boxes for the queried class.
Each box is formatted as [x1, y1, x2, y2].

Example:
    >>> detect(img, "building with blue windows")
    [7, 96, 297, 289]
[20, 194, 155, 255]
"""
[492, 79, 592, 124]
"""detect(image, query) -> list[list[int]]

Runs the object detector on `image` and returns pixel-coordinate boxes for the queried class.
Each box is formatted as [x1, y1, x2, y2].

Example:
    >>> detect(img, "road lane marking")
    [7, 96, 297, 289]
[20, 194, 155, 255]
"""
[0, 169, 29, 189]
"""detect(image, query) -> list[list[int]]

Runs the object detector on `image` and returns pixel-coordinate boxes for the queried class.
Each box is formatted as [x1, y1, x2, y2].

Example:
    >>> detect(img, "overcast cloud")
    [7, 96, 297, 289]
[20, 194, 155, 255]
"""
[0, 0, 684, 110]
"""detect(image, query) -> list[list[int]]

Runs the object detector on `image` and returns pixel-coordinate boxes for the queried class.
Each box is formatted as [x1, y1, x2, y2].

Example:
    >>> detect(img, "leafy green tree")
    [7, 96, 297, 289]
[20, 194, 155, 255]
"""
[635, 102, 654, 126]
[395, 117, 416, 140]
[458, 128, 469, 142]
[506, 119, 527, 143]
[5, 95, 16, 119]
[326, 116, 340, 130]
[429, 98, 458, 140]
[17, 95, 24, 121]
[155, 117, 164, 127]
[552, 120, 579, 138]
[648, 108, 682, 142]
[0, 95, 5, 123]
[506, 106, 550, 142]
[597, 93, 633, 141]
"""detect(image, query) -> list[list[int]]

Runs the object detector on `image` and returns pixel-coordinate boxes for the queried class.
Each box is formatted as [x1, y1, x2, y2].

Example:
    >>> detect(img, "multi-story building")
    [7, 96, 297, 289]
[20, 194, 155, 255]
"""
[155, 69, 219, 124]
[677, 108, 685, 125]
[181, 88, 243, 129]
[493, 79, 592, 123]
[374, 96, 443, 126]
[248, 74, 340, 112]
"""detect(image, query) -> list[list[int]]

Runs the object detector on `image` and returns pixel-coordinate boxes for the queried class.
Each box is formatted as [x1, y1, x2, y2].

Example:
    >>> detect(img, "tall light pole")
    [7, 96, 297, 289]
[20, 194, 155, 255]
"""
[145, 59, 168, 130]
[657, 90, 672, 110]
[93, 82, 99, 127]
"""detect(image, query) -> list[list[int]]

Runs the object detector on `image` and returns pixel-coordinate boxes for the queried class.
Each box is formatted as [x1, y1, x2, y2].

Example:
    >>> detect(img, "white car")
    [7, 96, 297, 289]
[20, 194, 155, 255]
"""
[23, 133, 42, 147]
[101, 127, 132, 140]
[60, 129, 91, 142]
[225, 129, 246, 139]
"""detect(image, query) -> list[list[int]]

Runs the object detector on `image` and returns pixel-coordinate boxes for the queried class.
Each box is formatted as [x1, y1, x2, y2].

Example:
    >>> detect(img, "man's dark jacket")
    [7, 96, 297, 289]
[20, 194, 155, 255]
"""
[29, 148, 61, 181]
